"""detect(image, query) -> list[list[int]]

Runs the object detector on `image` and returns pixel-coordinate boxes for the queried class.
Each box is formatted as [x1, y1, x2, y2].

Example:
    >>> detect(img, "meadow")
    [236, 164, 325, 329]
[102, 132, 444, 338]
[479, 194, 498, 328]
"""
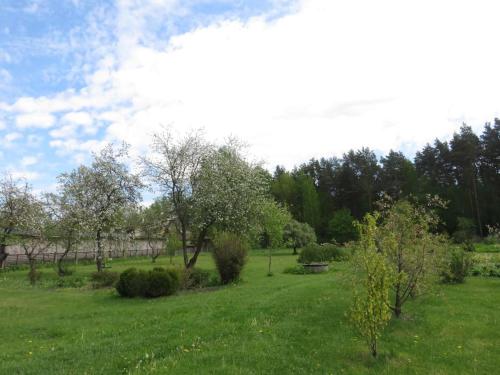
[1, 250, 499, 375]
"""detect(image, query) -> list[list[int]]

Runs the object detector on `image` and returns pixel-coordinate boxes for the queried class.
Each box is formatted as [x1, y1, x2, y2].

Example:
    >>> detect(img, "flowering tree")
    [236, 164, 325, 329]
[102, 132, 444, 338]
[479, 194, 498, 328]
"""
[45, 190, 84, 276]
[142, 129, 211, 267]
[58, 145, 143, 272]
[189, 142, 268, 268]
[139, 198, 173, 262]
[0, 176, 33, 269]
[17, 192, 53, 285]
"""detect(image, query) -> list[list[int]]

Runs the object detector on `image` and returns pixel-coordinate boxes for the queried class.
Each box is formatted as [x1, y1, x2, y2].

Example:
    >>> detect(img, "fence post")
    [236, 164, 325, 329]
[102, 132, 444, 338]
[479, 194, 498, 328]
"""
[16, 254, 19, 265]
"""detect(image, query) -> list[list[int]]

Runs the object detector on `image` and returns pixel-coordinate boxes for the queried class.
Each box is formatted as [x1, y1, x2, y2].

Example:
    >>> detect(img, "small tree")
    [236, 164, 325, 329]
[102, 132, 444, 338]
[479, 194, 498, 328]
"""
[59, 144, 143, 272]
[377, 199, 446, 317]
[283, 219, 316, 255]
[327, 208, 358, 244]
[350, 213, 392, 358]
[255, 200, 291, 275]
[165, 231, 181, 264]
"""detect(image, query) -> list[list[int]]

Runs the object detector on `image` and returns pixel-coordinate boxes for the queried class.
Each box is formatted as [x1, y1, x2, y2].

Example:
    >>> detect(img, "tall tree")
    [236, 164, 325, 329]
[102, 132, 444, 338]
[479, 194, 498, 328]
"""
[142, 129, 211, 267]
[450, 125, 483, 236]
[59, 145, 143, 272]
[379, 150, 417, 200]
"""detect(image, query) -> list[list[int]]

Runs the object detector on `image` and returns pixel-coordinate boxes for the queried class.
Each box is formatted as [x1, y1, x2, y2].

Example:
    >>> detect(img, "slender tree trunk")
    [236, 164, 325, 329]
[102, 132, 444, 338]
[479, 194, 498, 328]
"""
[96, 229, 103, 272]
[186, 228, 208, 269]
[472, 173, 483, 237]
[268, 248, 272, 275]
[29, 258, 37, 285]
[371, 340, 377, 357]
[293, 245, 297, 255]
[57, 240, 72, 276]
[0, 243, 8, 269]
[181, 222, 188, 267]
[394, 282, 402, 318]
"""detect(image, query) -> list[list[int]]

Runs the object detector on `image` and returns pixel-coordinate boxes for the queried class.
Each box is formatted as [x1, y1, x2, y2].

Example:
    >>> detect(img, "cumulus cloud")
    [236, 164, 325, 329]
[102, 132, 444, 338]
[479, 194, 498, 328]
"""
[16, 112, 56, 129]
[3, 0, 500, 171]
[21, 155, 39, 167]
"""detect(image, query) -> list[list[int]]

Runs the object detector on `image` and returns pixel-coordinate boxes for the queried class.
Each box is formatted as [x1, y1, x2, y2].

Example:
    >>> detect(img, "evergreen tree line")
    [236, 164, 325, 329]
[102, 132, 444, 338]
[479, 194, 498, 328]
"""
[270, 120, 500, 242]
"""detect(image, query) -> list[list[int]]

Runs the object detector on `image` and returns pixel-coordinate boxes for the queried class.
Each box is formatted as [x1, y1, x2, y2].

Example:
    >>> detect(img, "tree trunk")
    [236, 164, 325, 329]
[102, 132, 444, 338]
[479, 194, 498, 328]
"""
[181, 222, 188, 267]
[371, 340, 377, 357]
[186, 228, 207, 269]
[394, 284, 402, 318]
[96, 230, 103, 272]
[57, 240, 72, 276]
[293, 245, 297, 255]
[268, 248, 272, 275]
[472, 173, 483, 237]
[29, 258, 37, 285]
[0, 243, 8, 269]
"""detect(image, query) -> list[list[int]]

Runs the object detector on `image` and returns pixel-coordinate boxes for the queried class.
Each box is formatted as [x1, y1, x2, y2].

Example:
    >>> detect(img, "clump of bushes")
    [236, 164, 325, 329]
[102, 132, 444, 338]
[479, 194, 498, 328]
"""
[212, 232, 248, 284]
[297, 243, 350, 264]
[181, 268, 219, 289]
[471, 263, 500, 277]
[91, 270, 119, 289]
[54, 274, 86, 288]
[116, 267, 179, 298]
[441, 248, 474, 283]
[283, 265, 314, 274]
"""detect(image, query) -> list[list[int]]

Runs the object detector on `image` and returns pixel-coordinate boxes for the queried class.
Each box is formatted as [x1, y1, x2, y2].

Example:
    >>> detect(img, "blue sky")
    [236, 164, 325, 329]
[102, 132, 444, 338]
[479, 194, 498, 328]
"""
[1, 0, 499, 194]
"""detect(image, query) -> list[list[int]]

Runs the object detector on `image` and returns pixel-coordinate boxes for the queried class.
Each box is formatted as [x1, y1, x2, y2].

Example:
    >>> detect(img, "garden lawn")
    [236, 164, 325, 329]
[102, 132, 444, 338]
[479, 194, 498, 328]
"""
[1, 250, 499, 374]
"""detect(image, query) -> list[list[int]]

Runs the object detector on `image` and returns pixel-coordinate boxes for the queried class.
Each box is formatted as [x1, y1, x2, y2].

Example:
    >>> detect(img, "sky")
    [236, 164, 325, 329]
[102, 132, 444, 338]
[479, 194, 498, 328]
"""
[1, 0, 500, 193]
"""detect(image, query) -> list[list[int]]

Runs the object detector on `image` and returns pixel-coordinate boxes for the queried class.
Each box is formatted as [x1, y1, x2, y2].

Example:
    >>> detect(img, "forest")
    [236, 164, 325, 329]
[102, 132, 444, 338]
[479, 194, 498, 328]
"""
[270, 121, 500, 243]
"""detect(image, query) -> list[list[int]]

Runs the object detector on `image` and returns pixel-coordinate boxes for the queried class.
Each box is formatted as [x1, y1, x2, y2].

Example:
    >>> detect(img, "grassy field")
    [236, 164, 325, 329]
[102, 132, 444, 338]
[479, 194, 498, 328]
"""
[1, 250, 499, 375]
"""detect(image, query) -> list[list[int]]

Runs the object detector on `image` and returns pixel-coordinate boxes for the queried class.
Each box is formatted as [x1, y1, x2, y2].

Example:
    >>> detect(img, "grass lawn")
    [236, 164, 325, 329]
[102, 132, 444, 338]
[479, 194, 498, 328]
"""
[1, 250, 499, 374]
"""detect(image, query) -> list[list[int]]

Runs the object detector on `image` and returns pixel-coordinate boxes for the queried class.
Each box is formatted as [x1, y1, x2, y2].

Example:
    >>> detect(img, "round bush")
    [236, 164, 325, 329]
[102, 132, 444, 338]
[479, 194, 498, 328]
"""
[116, 268, 148, 297]
[145, 268, 176, 298]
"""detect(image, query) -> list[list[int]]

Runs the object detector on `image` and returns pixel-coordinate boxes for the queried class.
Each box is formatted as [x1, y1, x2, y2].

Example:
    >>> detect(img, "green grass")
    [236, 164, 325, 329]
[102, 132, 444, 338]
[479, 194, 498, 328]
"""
[1, 250, 500, 374]
[474, 242, 500, 253]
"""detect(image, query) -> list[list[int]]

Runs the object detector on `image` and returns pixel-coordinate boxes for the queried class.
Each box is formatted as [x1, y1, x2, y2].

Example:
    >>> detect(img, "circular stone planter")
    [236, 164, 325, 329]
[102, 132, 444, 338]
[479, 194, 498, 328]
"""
[302, 262, 329, 273]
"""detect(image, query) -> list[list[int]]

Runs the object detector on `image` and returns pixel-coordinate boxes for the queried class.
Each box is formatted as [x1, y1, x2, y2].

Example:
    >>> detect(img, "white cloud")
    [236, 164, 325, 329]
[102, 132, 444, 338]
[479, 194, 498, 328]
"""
[4, 0, 500, 170]
[21, 156, 39, 167]
[16, 112, 56, 129]
[3, 132, 22, 147]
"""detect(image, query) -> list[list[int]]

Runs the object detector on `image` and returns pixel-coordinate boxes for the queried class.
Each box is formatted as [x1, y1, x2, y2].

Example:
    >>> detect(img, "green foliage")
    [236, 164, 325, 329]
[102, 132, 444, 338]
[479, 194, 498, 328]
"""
[116, 268, 149, 298]
[282, 265, 313, 274]
[55, 274, 87, 288]
[377, 199, 446, 317]
[327, 208, 359, 244]
[116, 267, 179, 298]
[145, 268, 178, 298]
[90, 270, 120, 289]
[452, 217, 476, 244]
[212, 232, 248, 284]
[181, 268, 219, 289]
[350, 213, 393, 358]
[297, 243, 350, 264]
[283, 219, 316, 254]
[441, 247, 474, 284]
[254, 199, 291, 249]
[165, 231, 182, 262]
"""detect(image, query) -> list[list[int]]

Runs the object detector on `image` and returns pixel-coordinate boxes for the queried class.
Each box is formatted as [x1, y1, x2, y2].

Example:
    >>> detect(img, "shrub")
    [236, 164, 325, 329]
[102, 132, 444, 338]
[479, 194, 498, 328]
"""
[145, 268, 178, 298]
[116, 267, 179, 298]
[91, 271, 119, 289]
[297, 243, 349, 263]
[283, 265, 314, 274]
[181, 268, 219, 289]
[212, 233, 248, 284]
[116, 268, 148, 298]
[441, 248, 474, 283]
[54, 274, 86, 288]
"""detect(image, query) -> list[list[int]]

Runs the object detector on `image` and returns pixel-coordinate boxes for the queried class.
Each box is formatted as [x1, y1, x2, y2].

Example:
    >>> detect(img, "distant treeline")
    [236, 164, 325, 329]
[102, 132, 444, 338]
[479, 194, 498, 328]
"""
[270, 120, 500, 242]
